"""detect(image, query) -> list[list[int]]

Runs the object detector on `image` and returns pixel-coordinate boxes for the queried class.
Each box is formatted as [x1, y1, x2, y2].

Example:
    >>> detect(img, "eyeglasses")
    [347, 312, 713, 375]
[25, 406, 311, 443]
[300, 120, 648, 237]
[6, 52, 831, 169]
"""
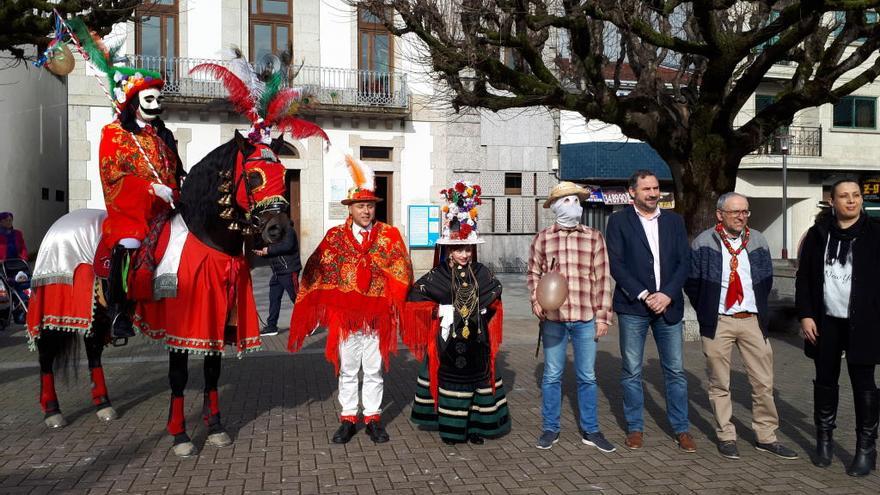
[720, 209, 751, 217]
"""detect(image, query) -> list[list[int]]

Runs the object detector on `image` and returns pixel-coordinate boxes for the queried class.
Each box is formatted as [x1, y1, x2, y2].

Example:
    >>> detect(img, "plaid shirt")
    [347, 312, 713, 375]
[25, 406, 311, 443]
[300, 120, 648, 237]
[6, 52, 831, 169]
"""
[527, 223, 613, 324]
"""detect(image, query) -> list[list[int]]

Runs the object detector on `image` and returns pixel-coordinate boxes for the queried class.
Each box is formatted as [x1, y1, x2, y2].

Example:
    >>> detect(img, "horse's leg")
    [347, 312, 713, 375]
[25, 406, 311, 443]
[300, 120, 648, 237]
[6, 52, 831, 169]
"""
[168, 351, 196, 457]
[84, 321, 118, 422]
[36, 333, 67, 428]
[203, 353, 232, 447]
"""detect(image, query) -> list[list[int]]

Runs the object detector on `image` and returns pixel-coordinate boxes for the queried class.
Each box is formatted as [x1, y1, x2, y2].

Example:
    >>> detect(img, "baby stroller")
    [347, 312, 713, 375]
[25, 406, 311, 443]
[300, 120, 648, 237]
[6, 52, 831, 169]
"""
[0, 258, 31, 330]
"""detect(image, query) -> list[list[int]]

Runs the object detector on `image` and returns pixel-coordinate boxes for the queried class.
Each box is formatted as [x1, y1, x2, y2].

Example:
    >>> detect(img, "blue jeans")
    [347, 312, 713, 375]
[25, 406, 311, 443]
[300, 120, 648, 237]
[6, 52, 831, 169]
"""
[618, 313, 689, 434]
[540, 319, 600, 433]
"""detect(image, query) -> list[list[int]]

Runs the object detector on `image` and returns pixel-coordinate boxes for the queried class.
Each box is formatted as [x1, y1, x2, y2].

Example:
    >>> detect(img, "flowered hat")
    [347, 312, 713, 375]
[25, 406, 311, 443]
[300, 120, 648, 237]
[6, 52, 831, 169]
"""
[66, 18, 164, 111]
[438, 181, 484, 245]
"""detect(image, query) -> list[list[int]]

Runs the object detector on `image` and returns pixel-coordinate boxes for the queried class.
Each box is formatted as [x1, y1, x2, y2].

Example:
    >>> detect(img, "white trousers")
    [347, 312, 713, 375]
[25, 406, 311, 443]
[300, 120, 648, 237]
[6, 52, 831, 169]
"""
[338, 331, 383, 417]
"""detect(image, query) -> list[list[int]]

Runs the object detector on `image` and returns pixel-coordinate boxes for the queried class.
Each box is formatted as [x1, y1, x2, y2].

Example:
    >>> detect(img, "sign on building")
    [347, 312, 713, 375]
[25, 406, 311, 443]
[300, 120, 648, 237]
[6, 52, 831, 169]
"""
[408, 205, 441, 247]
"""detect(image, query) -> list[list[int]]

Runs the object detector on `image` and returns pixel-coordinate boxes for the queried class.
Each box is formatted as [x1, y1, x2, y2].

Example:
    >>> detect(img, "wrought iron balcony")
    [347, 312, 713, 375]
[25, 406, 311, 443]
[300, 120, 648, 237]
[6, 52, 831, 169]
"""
[126, 55, 410, 112]
[751, 126, 822, 157]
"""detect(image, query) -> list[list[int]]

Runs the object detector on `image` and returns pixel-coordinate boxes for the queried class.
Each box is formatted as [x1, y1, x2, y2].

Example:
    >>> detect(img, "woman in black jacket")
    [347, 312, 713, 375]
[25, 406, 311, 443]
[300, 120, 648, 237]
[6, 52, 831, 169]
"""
[796, 178, 880, 476]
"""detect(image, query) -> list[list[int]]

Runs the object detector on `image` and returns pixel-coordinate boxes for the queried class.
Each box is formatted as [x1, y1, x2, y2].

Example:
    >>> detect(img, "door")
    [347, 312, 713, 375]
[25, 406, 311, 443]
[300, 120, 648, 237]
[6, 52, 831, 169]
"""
[286, 169, 301, 237]
[374, 172, 392, 224]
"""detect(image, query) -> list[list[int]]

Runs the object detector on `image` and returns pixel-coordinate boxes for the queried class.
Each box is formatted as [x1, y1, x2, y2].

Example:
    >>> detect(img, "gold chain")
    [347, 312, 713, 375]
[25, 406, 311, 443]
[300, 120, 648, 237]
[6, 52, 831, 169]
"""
[451, 263, 479, 339]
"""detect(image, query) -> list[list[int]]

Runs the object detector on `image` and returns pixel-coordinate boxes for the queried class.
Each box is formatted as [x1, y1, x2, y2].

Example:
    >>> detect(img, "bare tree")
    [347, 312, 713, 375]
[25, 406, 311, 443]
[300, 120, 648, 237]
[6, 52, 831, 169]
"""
[358, 0, 880, 232]
[0, 0, 141, 61]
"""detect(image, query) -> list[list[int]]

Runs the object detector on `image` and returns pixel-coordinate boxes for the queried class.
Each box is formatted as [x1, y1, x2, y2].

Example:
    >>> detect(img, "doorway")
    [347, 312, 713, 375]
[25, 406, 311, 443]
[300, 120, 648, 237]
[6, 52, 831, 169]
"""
[374, 172, 392, 224]
[286, 169, 301, 237]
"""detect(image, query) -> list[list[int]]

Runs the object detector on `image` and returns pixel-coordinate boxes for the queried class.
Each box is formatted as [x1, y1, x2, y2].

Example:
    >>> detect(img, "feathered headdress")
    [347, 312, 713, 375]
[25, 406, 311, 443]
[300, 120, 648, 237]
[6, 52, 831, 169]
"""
[190, 48, 329, 145]
[66, 18, 163, 111]
[341, 155, 382, 205]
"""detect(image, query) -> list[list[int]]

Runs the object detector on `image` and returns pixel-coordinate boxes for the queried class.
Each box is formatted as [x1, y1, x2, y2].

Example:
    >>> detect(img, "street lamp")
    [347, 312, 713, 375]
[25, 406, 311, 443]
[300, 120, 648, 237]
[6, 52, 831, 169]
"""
[778, 131, 790, 259]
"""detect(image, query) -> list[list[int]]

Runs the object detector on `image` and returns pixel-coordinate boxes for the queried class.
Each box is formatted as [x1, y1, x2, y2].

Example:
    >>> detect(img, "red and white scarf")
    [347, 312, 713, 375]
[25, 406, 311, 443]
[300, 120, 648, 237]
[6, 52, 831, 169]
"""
[716, 223, 750, 310]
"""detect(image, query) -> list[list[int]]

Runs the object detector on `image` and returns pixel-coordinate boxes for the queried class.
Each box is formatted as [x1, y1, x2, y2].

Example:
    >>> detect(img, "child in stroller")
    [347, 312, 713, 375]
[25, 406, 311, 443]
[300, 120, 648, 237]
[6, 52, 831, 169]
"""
[0, 258, 31, 330]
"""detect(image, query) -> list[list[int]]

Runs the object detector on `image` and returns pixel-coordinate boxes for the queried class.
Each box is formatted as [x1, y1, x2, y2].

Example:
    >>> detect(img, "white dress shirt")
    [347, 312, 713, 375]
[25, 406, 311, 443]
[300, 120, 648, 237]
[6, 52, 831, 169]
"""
[352, 222, 373, 244]
[635, 206, 662, 300]
[718, 233, 758, 314]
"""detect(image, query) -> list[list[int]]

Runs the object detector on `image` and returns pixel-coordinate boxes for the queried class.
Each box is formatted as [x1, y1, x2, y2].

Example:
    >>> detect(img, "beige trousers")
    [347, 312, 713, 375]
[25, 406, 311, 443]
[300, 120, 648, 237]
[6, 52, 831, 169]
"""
[701, 315, 779, 444]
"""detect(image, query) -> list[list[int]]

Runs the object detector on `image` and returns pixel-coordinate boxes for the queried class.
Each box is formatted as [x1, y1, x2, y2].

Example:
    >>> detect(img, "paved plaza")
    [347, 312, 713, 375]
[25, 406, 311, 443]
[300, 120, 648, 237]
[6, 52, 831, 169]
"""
[0, 271, 877, 494]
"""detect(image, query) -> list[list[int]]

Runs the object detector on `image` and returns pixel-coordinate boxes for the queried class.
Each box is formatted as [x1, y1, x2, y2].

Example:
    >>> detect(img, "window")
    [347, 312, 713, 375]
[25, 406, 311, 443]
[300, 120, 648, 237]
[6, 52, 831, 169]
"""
[755, 94, 775, 113]
[833, 10, 879, 41]
[136, 1, 179, 79]
[833, 96, 876, 129]
[250, 0, 292, 61]
[360, 146, 392, 161]
[504, 173, 523, 195]
[358, 7, 393, 99]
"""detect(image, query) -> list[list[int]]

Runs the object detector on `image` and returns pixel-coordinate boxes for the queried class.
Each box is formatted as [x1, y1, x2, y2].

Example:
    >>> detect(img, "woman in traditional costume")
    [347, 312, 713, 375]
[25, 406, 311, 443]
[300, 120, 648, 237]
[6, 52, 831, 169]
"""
[403, 181, 510, 445]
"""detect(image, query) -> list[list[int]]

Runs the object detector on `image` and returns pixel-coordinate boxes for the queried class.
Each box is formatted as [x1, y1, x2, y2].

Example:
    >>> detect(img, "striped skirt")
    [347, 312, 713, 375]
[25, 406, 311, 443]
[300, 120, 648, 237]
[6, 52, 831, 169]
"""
[410, 365, 511, 442]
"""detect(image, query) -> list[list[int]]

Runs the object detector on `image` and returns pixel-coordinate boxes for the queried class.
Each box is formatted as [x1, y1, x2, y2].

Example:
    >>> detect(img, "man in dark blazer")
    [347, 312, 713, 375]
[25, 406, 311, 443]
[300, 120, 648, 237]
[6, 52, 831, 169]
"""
[605, 170, 695, 452]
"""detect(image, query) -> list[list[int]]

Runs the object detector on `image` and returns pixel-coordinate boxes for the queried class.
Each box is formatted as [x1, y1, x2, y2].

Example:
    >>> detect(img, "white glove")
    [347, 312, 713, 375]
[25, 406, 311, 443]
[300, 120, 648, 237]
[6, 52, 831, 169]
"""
[438, 304, 454, 340]
[151, 183, 174, 204]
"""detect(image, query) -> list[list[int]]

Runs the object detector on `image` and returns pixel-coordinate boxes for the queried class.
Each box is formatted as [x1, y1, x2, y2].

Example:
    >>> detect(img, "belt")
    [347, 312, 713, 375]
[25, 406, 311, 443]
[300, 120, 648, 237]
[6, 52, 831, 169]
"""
[724, 312, 755, 319]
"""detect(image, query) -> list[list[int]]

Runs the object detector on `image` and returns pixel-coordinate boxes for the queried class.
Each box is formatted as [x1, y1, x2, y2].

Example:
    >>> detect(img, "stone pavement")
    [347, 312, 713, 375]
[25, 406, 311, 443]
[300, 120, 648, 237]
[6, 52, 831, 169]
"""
[0, 271, 877, 494]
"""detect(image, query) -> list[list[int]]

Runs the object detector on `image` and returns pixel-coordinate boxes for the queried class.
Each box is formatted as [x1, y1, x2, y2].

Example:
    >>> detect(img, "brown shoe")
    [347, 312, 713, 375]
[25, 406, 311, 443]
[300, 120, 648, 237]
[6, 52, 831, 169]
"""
[625, 431, 643, 449]
[676, 432, 697, 453]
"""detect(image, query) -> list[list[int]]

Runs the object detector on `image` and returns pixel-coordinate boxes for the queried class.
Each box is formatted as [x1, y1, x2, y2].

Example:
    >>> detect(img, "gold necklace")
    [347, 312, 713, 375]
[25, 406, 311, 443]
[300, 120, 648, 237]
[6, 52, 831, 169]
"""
[451, 263, 479, 339]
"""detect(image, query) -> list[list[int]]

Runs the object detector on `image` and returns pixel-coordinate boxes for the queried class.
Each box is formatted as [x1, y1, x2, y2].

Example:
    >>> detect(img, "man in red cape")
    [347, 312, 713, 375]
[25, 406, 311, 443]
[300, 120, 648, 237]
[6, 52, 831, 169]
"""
[289, 162, 413, 444]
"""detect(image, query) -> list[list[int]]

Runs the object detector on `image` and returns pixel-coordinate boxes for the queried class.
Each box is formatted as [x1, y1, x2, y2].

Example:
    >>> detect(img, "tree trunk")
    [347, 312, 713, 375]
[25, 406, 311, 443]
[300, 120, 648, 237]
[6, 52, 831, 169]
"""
[674, 156, 737, 237]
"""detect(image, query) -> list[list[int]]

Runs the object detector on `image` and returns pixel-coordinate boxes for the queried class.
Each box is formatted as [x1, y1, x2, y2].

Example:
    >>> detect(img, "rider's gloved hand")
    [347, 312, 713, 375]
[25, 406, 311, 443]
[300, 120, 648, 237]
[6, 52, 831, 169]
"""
[151, 183, 174, 204]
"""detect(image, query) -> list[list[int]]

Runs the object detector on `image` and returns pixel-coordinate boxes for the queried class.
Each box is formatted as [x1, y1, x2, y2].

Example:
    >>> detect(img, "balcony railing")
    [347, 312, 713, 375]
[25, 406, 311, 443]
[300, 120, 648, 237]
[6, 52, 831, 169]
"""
[126, 55, 410, 110]
[751, 126, 822, 157]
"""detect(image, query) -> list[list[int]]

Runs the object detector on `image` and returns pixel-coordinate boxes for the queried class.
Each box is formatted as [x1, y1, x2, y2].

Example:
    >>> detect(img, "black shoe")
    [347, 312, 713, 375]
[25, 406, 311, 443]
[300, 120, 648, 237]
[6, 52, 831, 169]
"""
[365, 420, 390, 443]
[332, 421, 357, 444]
[442, 438, 460, 445]
[260, 326, 279, 336]
[468, 434, 484, 445]
[814, 381, 838, 467]
[717, 440, 740, 459]
[755, 441, 799, 460]
[847, 389, 879, 477]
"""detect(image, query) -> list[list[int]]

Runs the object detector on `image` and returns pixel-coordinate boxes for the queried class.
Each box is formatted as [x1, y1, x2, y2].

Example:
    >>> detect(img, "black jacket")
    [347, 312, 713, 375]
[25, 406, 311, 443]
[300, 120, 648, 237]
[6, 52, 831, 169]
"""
[795, 213, 880, 364]
[267, 223, 302, 275]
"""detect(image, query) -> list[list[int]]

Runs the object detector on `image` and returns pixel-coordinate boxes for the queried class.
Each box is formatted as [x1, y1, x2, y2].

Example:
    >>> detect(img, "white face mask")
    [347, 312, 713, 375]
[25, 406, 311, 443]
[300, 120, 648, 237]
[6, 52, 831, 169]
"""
[136, 88, 163, 122]
[551, 195, 583, 227]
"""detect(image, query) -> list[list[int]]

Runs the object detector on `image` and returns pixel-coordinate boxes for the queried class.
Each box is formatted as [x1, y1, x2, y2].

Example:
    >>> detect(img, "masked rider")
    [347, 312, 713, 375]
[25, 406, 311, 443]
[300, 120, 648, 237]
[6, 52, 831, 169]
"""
[98, 68, 184, 341]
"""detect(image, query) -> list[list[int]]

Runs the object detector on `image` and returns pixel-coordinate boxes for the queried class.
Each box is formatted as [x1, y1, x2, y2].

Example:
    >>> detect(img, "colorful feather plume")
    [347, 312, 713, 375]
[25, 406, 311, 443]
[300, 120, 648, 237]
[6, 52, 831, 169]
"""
[66, 17, 123, 91]
[344, 155, 374, 191]
[189, 63, 257, 119]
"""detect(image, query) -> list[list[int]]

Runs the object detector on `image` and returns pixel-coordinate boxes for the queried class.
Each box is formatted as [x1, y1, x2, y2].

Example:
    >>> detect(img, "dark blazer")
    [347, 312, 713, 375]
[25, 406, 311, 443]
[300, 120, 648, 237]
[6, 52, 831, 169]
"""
[605, 207, 690, 324]
[795, 214, 880, 365]
[267, 222, 302, 275]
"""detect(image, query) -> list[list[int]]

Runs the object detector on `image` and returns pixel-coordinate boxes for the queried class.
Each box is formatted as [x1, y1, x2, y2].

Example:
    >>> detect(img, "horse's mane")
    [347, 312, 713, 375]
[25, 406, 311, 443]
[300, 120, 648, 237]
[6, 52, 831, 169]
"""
[179, 137, 253, 231]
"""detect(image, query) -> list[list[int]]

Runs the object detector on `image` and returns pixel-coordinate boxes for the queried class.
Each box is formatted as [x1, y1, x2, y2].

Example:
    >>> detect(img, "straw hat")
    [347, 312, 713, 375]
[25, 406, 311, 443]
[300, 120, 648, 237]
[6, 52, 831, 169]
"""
[543, 181, 589, 208]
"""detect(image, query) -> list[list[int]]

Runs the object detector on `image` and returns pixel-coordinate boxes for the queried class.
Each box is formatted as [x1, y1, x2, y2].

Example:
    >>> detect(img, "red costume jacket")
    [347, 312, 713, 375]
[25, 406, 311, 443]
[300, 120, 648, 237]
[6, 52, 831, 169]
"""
[288, 218, 413, 373]
[98, 121, 179, 248]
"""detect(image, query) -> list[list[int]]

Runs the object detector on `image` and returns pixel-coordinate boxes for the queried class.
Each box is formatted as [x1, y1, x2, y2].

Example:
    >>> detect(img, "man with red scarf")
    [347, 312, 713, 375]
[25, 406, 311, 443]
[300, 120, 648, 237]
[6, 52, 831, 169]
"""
[289, 178, 413, 444]
[685, 192, 797, 461]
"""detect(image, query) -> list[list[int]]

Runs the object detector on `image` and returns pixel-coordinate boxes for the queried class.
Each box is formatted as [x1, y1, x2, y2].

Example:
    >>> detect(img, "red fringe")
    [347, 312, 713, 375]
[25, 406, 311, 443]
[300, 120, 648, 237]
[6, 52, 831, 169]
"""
[400, 301, 438, 361]
[289, 289, 402, 375]
[488, 299, 504, 395]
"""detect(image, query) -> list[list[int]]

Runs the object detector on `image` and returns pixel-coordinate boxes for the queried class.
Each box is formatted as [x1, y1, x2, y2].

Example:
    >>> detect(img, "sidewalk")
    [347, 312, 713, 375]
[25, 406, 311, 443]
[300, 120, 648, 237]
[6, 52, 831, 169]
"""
[0, 271, 876, 494]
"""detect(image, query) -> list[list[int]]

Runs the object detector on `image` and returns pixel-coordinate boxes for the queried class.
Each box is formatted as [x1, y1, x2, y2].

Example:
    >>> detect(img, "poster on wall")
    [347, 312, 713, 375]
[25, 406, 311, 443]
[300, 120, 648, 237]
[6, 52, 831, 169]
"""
[863, 176, 880, 202]
[408, 205, 441, 247]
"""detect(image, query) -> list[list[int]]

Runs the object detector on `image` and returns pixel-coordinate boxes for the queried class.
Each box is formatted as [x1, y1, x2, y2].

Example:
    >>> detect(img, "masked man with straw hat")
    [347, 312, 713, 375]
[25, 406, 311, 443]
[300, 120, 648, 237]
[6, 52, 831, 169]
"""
[289, 157, 413, 444]
[528, 182, 614, 451]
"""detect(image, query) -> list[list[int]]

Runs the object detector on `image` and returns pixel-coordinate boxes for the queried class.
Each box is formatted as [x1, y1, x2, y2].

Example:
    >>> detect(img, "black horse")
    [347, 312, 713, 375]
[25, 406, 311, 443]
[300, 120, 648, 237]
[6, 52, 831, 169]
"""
[29, 132, 290, 457]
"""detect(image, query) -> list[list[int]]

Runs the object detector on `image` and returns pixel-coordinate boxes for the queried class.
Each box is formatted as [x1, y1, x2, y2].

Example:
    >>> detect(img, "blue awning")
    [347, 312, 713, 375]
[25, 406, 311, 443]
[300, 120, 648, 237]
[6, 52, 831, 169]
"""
[560, 142, 672, 181]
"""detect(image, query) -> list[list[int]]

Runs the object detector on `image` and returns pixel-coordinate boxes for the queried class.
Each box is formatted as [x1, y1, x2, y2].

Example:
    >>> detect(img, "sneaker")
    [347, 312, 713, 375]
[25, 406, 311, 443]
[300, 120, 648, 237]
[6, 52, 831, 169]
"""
[582, 431, 616, 453]
[717, 440, 740, 459]
[261, 326, 279, 336]
[755, 441, 799, 460]
[535, 431, 559, 450]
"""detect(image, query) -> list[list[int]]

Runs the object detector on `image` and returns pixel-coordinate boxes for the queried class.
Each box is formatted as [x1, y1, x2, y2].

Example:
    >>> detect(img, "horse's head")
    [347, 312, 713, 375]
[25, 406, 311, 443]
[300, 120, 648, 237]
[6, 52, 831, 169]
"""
[231, 131, 289, 244]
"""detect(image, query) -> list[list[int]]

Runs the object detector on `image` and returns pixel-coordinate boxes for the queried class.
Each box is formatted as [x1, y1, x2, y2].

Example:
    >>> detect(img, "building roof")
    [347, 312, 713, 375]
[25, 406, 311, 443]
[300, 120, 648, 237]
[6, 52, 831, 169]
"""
[560, 142, 672, 181]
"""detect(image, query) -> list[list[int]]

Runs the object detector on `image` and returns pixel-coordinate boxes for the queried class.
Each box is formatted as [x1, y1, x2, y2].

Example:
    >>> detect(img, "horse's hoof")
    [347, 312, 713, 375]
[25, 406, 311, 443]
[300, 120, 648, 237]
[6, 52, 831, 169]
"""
[44, 413, 67, 429]
[206, 431, 233, 448]
[172, 441, 197, 458]
[96, 406, 118, 422]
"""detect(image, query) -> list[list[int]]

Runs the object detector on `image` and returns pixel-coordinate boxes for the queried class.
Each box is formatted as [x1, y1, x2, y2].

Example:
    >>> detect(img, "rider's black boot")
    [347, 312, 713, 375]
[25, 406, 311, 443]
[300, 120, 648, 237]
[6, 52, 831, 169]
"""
[107, 245, 136, 342]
